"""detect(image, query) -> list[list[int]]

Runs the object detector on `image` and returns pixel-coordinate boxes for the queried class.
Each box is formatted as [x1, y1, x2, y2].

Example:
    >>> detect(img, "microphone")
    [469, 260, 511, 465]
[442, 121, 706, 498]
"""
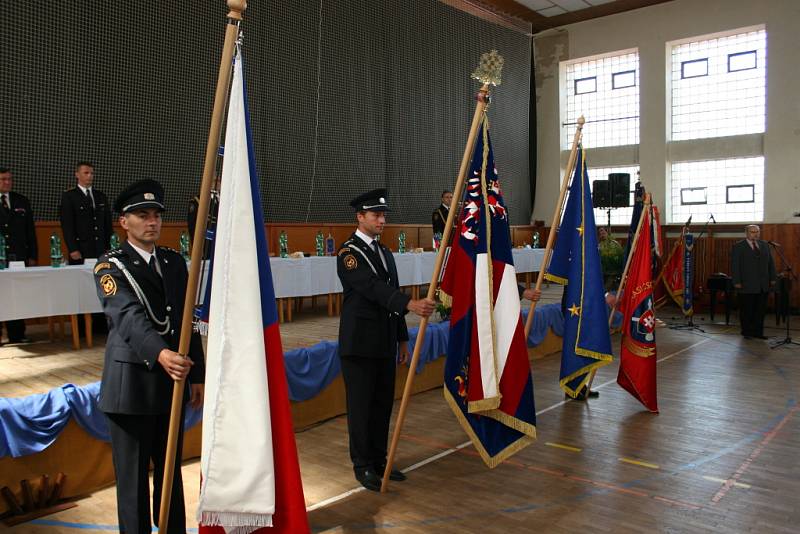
[685, 215, 692, 227]
[768, 240, 781, 247]
[709, 213, 716, 223]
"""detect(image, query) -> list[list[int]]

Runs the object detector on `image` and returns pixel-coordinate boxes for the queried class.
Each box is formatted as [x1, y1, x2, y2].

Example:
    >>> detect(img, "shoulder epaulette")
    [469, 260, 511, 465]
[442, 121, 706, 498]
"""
[158, 246, 180, 255]
[107, 248, 123, 256]
[338, 247, 351, 256]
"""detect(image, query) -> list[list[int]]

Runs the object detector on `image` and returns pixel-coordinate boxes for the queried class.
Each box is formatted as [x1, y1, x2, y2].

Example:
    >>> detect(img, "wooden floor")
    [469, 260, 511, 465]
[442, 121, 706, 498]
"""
[2, 289, 799, 533]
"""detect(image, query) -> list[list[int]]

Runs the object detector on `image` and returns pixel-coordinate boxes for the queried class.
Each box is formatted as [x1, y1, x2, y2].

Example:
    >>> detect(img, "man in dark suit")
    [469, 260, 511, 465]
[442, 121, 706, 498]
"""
[0, 167, 37, 344]
[431, 189, 453, 236]
[337, 188, 435, 491]
[94, 179, 204, 533]
[60, 161, 112, 264]
[731, 224, 776, 339]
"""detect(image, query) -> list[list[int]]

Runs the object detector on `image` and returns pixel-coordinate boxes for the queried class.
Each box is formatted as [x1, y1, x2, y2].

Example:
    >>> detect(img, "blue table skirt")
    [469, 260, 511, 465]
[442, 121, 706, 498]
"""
[1, 303, 564, 458]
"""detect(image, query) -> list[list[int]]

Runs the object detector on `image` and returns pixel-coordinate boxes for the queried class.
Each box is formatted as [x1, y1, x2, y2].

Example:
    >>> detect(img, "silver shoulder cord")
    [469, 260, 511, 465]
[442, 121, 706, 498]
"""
[343, 240, 378, 275]
[108, 257, 171, 335]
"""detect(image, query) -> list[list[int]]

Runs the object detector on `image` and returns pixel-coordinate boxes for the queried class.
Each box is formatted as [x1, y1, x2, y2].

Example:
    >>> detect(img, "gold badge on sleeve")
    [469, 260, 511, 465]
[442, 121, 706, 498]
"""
[344, 254, 358, 270]
[100, 274, 117, 296]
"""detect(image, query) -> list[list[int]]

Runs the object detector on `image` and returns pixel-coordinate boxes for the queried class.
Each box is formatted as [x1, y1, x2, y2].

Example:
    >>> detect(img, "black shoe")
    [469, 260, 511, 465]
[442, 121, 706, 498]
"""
[379, 466, 406, 481]
[354, 468, 382, 492]
[755, 335, 768, 340]
[743, 335, 753, 340]
[8, 337, 32, 344]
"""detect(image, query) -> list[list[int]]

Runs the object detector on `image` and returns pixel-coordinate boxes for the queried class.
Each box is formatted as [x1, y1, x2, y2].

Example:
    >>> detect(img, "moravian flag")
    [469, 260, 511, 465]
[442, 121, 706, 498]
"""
[440, 114, 536, 468]
[197, 47, 309, 533]
[545, 147, 613, 397]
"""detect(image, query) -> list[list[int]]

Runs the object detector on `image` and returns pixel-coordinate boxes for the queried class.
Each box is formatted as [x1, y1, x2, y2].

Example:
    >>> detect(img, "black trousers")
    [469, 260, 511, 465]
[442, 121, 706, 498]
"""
[340, 355, 396, 472]
[738, 292, 768, 337]
[105, 412, 186, 534]
[1, 320, 26, 342]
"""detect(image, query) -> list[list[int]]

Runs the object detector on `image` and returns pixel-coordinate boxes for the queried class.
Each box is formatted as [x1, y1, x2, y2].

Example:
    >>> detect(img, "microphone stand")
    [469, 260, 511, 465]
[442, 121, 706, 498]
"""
[768, 242, 799, 349]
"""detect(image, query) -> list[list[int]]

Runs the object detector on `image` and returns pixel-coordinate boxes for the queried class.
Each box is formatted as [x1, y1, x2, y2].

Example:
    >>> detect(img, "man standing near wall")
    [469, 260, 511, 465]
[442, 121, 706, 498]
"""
[0, 166, 37, 344]
[731, 224, 776, 339]
[431, 189, 453, 236]
[60, 161, 112, 265]
[337, 188, 435, 491]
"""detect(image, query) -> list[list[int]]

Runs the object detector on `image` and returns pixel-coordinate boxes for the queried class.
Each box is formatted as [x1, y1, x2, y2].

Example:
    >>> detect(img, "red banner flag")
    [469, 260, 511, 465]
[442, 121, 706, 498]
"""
[617, 205, 658, 413]
[656, 232, 685, 309]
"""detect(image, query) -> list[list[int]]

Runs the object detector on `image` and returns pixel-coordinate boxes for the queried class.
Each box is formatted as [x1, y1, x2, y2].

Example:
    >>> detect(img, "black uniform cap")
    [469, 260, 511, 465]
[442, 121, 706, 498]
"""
[114, 179, 166, 214]
[349, 188, 390, 212]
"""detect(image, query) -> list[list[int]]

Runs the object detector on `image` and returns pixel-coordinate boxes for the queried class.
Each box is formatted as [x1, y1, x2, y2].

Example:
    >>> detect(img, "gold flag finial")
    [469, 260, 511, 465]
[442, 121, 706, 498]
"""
[471, 50, 504, 86]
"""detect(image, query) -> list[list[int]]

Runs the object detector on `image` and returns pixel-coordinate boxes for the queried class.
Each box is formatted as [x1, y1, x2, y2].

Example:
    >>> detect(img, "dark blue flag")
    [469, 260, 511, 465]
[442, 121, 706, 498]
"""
[545, 147, 613, 397]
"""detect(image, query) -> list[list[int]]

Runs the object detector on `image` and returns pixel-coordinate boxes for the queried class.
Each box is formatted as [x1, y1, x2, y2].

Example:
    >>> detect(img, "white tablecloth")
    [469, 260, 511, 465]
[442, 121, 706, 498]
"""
[0, 249, 546, 321]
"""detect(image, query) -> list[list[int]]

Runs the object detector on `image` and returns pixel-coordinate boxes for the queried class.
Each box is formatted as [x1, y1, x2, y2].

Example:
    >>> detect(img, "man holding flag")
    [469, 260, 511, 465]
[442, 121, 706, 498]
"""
[545, 147, 613, 398]
[440, 115, 537, 467]
[337, 189, 435, 492]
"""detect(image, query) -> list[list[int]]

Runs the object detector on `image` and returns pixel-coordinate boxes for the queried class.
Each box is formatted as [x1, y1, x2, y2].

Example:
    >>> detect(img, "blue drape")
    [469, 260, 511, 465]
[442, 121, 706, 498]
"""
[1, 304, 561, 458]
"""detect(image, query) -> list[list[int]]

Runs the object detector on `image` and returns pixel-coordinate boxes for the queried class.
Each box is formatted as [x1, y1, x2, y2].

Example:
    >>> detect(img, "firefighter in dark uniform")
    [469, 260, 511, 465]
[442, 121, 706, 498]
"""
[94, 179, 204, 533]
[337, 188, 435, 491]
[0, 167, 37, 344]
[59, 161, 113, 264]
[431, 189, 453, 236]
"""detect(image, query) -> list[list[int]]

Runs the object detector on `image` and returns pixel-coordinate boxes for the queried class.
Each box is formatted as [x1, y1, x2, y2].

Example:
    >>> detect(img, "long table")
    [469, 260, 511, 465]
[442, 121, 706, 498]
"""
[0, 248, 546, 331]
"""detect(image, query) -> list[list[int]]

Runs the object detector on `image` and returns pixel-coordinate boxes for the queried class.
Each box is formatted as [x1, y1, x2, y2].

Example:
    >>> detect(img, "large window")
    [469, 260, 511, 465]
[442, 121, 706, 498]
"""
[670, 157, 764, 223]
[671, 28, 766, 141]
[563, 51, 639, 149]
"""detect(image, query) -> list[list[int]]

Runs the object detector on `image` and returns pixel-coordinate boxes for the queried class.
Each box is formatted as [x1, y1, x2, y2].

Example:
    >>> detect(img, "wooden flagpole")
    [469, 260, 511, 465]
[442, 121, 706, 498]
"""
[158, 1, 246, 531]
[584, 193, 651, 394]
[380, 51, 503, 493]
[523, 116, 585, 339]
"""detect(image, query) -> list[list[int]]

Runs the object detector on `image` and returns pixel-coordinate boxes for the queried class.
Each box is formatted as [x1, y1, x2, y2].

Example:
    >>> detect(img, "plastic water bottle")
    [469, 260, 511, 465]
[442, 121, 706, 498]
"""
[50, 233, 63, 268]
[279, 230, 288, 258]
[315, 230, 324, 256]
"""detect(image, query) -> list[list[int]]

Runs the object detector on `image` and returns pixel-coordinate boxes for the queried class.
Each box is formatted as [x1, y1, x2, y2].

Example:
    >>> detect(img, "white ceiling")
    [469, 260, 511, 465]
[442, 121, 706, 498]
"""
[515, 0, 616, 18]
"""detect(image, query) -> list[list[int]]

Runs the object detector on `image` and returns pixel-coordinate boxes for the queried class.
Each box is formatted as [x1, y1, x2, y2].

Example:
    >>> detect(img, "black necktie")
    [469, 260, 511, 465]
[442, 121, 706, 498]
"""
[372, 241, 386, 269]
[86, 188, 95, 208]
[149, 255, 161, 277]
[1, 194, 8, 211]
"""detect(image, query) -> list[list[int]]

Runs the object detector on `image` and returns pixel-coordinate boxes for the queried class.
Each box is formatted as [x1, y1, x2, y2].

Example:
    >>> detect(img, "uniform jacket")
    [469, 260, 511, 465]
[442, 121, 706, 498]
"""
[0, 191, 37, 262]
[731, 239, 776, 294]
[94, 241, 204, 414]
[432, 205, 449, 235]
[59, 186, 112, 258]
[337, 233, 410, 358]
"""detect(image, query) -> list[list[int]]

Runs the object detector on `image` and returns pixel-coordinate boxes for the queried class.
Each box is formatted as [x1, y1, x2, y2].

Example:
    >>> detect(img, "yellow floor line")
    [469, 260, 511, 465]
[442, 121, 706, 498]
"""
[702, 475, 751, 489]
[545, 442, 582, 452]
[619, 457, 660, 469]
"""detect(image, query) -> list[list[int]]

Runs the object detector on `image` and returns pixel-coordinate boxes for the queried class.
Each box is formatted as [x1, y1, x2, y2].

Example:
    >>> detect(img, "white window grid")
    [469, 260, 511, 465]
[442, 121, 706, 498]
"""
[670, 157, 764, 223]
[563, 52, 640, 150]
[671, 29, 766, 141]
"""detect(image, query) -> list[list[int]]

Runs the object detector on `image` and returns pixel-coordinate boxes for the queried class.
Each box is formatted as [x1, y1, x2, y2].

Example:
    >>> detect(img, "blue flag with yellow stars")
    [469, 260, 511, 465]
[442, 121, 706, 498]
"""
[545, 147, 613, 397]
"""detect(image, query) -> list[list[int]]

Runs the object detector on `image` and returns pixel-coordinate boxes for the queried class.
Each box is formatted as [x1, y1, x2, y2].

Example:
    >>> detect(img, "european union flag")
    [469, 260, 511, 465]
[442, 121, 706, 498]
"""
[545, 147, 613, 397]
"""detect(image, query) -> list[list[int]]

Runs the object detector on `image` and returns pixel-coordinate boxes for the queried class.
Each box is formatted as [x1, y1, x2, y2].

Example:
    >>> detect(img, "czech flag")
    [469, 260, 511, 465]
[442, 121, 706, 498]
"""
[197, 47, 309, 533]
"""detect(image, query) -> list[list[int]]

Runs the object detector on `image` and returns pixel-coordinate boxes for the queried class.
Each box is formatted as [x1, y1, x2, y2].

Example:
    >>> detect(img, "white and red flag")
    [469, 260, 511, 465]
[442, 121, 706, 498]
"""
[198, 47, 309, 533]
